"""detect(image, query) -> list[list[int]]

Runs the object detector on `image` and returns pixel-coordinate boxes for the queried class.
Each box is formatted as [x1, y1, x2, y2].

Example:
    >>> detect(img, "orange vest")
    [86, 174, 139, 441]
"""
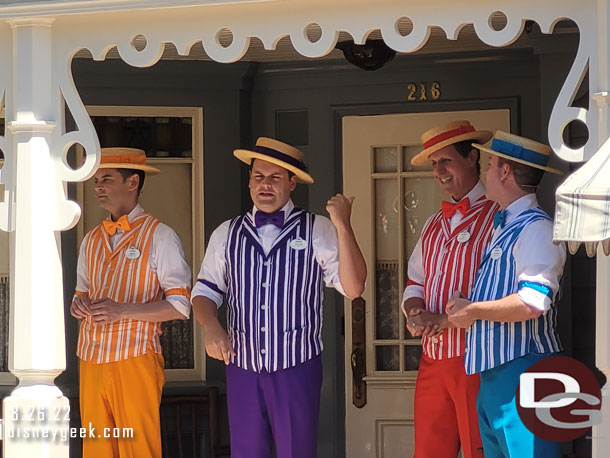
[77, 212, 165, 363]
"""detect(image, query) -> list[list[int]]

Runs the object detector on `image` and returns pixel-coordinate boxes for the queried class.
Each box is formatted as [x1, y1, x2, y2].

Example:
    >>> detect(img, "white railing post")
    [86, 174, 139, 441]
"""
[2, 17, 69, 458]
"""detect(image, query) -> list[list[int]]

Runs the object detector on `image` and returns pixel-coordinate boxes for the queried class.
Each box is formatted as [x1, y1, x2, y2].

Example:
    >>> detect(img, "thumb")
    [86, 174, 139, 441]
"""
[348, 196, 355, 205]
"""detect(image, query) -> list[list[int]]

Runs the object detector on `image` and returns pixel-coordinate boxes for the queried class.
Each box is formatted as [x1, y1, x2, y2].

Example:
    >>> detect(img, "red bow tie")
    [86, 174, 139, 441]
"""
[102, 215, 131, 236]
[441, 198, 470, 219]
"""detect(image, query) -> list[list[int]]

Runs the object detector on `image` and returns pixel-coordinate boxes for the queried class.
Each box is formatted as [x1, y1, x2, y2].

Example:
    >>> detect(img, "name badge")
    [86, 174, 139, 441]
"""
[490, 247, 503, 260]
[290, 237, 307, 250]
[125, 246, 141, 260]
[457, 231, 471, 243]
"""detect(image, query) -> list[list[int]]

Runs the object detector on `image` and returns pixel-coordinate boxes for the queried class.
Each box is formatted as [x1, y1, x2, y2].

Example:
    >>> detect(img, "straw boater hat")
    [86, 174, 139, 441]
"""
[234, 137, 314, 184]
[411, 120, 493, 166]
[98, 147, 160, 175]
[473, 131, 563, 175]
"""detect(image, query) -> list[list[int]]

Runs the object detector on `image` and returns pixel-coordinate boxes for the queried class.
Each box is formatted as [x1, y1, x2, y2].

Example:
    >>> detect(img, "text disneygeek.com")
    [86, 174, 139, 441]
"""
[0, 407, 133, 442]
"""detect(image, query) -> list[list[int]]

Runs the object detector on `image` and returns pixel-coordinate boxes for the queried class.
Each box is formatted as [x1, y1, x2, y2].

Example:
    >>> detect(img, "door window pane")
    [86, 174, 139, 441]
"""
[374, 146, 398, 173]
[376, 345, 400, 371]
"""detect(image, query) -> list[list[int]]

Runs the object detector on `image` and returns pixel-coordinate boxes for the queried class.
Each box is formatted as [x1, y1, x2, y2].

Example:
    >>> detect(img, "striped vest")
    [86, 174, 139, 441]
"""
[414, 196, 497, 360]
[465, 208, 562, 374]
[225, 208, 324, 373]
[77, 213, 165, 363]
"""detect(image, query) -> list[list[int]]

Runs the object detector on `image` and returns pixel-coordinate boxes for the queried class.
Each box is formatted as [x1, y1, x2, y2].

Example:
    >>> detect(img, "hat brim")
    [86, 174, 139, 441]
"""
[234, 149, 314, 184]
[411, 131, 493, 166]
[98, 163, 160, 175]
[473, 143, 564, 175]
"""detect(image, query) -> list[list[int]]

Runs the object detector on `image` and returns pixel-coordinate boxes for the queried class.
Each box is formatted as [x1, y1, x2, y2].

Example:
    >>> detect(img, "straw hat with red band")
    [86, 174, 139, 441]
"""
[411, 120, 493, 166]
[98, 147, 160, 175]
[473, 130, 563, 175]
[234, 137, 314, 184]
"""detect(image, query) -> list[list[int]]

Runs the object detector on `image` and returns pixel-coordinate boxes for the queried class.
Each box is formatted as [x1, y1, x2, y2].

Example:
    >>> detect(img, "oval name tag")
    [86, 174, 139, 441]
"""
[125, 246, 141, 260]
[290, 237, 307, 250]
[457, 231, 471, 243]
[490, 247, 503, 260]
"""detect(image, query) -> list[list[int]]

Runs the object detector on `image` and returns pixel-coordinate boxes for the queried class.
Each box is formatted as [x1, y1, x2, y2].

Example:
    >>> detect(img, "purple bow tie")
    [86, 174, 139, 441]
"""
[254, 210, 284, 229]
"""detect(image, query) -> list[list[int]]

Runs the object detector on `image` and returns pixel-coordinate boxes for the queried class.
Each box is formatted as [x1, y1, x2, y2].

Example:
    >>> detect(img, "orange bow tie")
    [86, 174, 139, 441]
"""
[441, 198, 470, 219]
[102, 215, 131, 236]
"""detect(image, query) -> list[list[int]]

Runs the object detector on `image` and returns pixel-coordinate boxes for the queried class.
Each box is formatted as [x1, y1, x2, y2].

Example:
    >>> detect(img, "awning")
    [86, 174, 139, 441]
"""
[554, 136, 610, 257]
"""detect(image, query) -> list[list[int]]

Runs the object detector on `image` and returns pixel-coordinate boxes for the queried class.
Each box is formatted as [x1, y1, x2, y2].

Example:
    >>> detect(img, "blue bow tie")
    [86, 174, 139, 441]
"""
[493, 210, 507, 229]
[255, 210, 284, 229]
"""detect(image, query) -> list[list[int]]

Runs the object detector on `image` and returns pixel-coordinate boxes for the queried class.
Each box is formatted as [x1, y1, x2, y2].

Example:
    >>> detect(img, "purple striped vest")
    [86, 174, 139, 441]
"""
[225, 208, 324, 372]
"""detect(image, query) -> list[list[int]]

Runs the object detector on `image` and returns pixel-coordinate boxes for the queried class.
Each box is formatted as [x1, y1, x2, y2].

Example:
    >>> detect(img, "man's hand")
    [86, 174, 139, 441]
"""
[326, 194, 355, 230]
[90, 298, 125, 324]
[70, 295, 92, 320]
[407, 309, 445, 337]
[446, 292, 477, 328]
[203, 321, 236, 365]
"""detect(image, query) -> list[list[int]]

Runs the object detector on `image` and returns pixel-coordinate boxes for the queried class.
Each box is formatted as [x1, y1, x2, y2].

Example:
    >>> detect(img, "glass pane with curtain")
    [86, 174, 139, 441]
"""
[374, 146, 398, 173]
[402, 145, 431, 172]
[0, 230, 8, 372]
[376, 345, 400, 371]
[375, 179, 399, 340]
[404, 344, 422, 371]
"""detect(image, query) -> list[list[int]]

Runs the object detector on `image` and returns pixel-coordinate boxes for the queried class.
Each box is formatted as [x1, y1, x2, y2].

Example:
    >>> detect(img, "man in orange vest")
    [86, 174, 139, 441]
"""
[70, 148, 192, 458]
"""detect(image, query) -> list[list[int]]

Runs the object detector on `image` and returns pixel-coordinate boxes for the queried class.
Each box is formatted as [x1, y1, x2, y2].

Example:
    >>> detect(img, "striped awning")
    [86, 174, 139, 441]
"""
[554, 136, 610, 257]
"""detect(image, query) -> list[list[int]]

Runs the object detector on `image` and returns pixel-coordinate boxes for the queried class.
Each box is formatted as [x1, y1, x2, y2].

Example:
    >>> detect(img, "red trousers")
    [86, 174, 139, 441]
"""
[413, 355, 483, 458]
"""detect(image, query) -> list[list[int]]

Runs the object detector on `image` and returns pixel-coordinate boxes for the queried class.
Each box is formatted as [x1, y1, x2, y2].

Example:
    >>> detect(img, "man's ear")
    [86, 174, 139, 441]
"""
[500, 162, 512, 182]
[468, 148, 479, 165]
[289, 175, 297, 191]
[127, 173, 140, 192]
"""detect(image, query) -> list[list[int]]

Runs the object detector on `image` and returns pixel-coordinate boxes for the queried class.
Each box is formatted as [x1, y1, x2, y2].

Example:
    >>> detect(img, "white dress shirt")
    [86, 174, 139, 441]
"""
[76, 204, 192, 317]
[492, 194, 567, 312]
[192, 199, 345, 306]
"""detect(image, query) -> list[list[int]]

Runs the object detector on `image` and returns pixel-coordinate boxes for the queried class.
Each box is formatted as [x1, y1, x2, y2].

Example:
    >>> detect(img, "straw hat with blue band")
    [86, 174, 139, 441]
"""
[411, 120, 493, 166]
[473, 131, 563, 175]
[234, 137, 314, 184]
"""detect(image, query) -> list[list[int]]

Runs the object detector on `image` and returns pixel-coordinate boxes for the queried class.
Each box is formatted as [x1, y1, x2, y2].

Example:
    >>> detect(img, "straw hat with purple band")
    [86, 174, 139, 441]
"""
[473, 131, 563, 175]
[411, 120, 493, 166]
[98, 147, 160, 175]
[234, 137, 314, 184]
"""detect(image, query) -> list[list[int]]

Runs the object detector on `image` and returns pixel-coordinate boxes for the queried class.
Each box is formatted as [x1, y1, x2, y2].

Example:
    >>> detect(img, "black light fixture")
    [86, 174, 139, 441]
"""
[335, 39, 396, 71]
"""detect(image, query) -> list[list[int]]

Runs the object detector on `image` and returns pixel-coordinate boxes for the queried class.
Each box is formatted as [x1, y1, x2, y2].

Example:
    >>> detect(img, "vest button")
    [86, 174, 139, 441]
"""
[261, 305, 267, 310]
[261, 349, 267, 354]
[261, 327, 267, 332]
[262, 282, 269, 287]
[264, 261, 270, 266]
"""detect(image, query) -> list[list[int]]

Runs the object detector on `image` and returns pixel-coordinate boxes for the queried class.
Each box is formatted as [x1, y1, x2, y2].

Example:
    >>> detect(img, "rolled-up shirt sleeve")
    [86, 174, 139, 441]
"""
[151, 223, 193, 318]
[312, 215, 347, 297]
[514, 219, 567, 312]
[401, 236, 426, 317]
[191, 221, 230, 308]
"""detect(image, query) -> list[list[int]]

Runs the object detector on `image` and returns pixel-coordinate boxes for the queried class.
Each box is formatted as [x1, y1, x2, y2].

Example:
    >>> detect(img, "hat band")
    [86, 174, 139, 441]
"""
[423, 125, 475, 149]
[491, 138, 549, 167]
[101, 154, 147, 165]
[253, 145, 308, 172]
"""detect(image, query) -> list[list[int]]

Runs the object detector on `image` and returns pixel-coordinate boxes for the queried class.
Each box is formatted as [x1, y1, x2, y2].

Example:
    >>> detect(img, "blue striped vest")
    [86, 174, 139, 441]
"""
[465, 208, 562, 375]
[224, 207, 324, 372]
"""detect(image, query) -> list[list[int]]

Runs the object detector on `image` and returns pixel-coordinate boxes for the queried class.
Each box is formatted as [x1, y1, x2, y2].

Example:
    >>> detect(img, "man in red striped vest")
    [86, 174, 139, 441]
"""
[70, 148, 192, 458]
[401, 121, 498, 458]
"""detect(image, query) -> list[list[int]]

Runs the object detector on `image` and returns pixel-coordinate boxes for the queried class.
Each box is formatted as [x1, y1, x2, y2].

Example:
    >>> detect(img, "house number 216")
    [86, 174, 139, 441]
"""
[407, 82, 441, 101]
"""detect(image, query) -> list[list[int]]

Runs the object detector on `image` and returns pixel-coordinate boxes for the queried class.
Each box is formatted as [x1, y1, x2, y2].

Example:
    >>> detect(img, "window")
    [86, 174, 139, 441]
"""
[76, 106, 205, 381]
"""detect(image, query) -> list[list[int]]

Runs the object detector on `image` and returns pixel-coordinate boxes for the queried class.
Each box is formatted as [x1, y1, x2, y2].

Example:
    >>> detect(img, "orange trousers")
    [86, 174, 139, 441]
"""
[79, 352, 165, 458]
[413, 355, 483, 458]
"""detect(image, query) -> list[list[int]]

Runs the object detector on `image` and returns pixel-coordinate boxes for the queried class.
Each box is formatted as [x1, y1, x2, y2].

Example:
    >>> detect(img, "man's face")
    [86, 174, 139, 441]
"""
[429, 144, 478, 200]
[93, 168, 135, 215]
[249, 159, 297, 213]
[484, 154, 504, 202]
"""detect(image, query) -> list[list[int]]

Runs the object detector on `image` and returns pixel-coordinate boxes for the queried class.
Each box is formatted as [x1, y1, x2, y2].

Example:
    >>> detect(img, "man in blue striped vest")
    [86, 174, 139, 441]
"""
[191, 137, 367, 458]
[446, 131, 567, 458]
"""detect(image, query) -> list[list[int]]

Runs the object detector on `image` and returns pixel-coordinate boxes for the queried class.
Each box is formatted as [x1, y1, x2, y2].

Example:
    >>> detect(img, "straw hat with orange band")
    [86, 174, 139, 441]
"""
[98, 147, 160, 175]
[411, 120, 493, 166]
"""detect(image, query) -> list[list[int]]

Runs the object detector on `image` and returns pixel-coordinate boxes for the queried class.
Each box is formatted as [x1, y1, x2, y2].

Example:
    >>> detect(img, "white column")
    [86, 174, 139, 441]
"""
[593, 248, 610, 457]
[2, 18, 69, 457]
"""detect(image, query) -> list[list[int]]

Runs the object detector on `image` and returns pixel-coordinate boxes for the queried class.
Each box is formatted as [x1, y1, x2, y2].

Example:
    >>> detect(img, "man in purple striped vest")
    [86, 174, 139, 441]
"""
[191, 137, 366, 458]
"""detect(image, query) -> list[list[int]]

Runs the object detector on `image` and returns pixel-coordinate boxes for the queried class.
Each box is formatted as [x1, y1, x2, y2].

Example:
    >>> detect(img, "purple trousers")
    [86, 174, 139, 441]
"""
[226, 355, 323, 458]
